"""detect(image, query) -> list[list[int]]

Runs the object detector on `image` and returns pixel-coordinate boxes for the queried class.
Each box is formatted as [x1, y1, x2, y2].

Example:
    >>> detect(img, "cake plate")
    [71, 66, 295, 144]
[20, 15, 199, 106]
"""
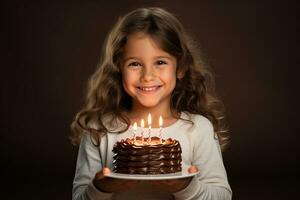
[106, 168, 200, 180]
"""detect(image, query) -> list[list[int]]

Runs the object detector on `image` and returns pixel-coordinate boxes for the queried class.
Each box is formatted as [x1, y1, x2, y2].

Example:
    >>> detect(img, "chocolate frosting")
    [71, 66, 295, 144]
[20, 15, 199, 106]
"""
[112, 136, 182, 174]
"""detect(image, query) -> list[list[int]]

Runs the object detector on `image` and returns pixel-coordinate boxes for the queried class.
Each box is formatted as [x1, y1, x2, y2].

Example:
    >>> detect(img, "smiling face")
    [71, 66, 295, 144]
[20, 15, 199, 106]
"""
[121, 32, 177, 113]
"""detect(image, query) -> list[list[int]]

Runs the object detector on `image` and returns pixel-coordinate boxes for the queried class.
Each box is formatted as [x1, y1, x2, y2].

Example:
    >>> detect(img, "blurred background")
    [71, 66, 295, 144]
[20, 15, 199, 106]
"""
[2, 0, 299, 199]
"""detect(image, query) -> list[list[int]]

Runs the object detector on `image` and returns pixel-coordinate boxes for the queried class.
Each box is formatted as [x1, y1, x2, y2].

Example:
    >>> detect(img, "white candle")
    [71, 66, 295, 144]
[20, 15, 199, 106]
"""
[148, 113, 152, 143]
[141, 119, 144, 143]
[159, 115, 163, 143]
[133, 122, 137, 142]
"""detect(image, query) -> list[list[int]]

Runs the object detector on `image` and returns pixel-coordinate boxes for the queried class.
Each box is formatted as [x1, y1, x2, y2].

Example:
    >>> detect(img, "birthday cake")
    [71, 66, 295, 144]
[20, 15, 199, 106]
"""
[112, 136, 182, 174]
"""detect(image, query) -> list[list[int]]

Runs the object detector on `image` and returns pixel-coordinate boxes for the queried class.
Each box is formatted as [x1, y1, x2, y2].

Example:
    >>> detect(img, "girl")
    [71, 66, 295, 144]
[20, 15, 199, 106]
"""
[71, 7, 232, 200]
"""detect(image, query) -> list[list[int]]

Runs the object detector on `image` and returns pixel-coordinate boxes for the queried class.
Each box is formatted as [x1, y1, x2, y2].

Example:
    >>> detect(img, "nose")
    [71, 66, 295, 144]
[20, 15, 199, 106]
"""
[141, 65, 156, 82]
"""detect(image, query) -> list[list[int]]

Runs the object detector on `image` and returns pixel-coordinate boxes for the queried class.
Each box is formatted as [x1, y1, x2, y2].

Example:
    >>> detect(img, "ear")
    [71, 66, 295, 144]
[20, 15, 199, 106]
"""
[176, 67, 185, 79]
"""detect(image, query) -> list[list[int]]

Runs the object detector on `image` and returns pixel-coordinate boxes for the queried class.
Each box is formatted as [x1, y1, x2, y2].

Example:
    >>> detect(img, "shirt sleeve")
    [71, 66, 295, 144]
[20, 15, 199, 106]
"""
[72, 132, 113, 200]
[173, 116, 232, 200]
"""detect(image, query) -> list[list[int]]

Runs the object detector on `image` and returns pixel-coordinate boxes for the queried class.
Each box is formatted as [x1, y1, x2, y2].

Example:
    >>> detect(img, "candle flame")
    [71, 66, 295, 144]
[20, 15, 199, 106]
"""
[133, 122, 137, 131]
[159, 115, 163, 127]
[141, 119, 144, 128]
[148, 113, 152, 126]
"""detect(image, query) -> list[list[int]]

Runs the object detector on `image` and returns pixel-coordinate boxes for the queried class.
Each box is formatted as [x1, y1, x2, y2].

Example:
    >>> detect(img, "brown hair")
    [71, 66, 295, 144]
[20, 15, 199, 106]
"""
[70, 7, 230, 150]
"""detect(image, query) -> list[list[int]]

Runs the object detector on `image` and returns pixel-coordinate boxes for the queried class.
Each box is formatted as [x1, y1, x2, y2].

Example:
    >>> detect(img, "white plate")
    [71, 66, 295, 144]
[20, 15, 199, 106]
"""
[106, 169, 200, 180]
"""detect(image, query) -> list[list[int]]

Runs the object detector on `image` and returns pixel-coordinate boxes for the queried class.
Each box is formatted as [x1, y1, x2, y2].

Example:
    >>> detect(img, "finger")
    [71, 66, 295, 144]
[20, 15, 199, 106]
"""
[95, 168, 111, 180]
[95, 171, 105, 180]
[103, 167, 111, 176]
[188, 166, 198, 173]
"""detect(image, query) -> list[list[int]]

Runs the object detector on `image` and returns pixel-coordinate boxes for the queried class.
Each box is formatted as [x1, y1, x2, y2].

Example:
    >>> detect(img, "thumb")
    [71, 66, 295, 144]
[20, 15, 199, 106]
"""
[188, 166, 198, 173]
[95, 167, 111, 180]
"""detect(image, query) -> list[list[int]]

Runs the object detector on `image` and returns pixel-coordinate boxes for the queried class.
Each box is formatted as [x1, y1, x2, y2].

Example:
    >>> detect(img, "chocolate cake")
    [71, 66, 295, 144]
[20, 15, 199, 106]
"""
[112, 136, 182, 174]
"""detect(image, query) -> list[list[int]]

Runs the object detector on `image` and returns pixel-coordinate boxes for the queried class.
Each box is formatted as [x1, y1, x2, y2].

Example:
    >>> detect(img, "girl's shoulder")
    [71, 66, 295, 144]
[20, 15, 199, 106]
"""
[179, 112, 216, 148]
[180, 112, 215, 138]
[181, 112, 213, 129]
[86, 114, 127, 132]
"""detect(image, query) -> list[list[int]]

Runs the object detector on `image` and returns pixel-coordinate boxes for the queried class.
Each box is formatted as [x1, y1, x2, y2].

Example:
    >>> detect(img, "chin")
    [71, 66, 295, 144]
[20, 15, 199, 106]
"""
[137, 100, 161, 108]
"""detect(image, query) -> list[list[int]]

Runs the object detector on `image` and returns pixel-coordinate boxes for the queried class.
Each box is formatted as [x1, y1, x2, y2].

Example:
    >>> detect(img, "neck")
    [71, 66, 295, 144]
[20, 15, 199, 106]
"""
[125, 102, 179, 128]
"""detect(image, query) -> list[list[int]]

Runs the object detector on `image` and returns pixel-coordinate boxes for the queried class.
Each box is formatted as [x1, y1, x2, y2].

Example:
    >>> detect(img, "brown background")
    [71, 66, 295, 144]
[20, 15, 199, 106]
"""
[2, 0, 299, 199]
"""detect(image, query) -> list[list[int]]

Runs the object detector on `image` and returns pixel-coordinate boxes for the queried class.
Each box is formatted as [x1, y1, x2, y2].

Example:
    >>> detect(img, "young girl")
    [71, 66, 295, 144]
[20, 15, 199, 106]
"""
[71, 7, 232, 200]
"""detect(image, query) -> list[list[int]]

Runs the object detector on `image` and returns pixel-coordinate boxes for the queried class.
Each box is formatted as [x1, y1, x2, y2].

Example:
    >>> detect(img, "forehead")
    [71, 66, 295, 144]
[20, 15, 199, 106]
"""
[123, 32, 171, 58]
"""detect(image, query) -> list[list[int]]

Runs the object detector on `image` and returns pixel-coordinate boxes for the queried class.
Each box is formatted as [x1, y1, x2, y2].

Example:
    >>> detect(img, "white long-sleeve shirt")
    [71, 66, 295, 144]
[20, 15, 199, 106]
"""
[72, 112, 232, 200]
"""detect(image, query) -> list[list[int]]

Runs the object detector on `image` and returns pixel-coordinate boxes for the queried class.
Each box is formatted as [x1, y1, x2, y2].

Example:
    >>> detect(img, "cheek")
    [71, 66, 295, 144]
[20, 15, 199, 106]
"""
[122, 77, 132, 96]
[122, 74, 130, 89]
[122, 70, 136, 90]
[161, 70, 177, 85]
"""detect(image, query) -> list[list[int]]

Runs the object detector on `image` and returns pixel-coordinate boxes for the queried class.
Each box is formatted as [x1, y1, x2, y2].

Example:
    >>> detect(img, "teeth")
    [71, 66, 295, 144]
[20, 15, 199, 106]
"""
[139, 86, 159, 91]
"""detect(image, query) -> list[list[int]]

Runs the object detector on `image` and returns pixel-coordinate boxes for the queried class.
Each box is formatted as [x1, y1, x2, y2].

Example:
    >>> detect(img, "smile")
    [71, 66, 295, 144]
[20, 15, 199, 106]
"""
[137, 86, 162, 92]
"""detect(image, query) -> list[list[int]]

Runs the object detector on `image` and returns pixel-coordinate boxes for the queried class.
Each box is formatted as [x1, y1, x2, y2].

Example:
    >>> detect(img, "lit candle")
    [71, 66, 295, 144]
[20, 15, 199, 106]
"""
[133, 122, 137, 142]
[159, 115, 163, 143]
[141, 119, 144, 143]
[148, 113, 152, 143]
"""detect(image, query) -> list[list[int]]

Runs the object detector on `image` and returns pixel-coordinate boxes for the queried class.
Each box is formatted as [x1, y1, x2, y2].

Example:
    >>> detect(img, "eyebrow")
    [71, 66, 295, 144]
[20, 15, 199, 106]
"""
[123, 55, 173, 62]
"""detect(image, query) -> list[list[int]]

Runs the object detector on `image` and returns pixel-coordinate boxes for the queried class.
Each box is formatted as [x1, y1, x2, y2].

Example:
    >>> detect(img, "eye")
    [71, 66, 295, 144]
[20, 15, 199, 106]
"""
[156, 60, 167, 65]
[128, 62, 141, 67]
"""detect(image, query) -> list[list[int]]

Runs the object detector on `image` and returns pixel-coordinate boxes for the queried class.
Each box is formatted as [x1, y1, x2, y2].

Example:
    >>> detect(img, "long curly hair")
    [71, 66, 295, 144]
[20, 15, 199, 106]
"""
[70, 7, 230, 150]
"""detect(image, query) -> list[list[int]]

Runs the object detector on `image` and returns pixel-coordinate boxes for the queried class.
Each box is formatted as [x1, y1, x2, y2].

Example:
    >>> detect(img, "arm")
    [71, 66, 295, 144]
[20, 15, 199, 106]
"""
[72, 133, 113, 200]
[173, 116, 232, 200]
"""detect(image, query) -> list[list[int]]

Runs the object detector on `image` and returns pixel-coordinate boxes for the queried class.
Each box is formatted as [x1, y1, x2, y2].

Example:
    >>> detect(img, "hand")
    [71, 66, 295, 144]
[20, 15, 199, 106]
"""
[93, 168, 141, 193]
[147, 166, 199, 193]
